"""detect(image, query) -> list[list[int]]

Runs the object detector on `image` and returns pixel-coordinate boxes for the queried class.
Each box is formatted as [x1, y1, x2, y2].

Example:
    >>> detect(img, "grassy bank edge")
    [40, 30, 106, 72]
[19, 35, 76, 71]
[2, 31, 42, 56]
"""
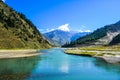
[63, 46, 120, 63]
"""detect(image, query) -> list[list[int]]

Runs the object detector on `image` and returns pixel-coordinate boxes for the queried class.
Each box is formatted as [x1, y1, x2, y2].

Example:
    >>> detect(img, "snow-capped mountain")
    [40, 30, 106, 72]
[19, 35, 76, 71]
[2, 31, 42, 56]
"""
[44, 29, 89, 46]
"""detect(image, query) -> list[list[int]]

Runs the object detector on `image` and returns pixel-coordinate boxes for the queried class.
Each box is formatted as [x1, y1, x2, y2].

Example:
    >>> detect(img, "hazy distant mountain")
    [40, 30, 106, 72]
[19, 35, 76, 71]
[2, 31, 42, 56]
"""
[42, 34, 60, 47]
[44, 30, 73, 46]
[71, 32, 89, 41]
[44, 29, 89, 46]
[63, 20, 120, 47]
[0, 1, 51, 49]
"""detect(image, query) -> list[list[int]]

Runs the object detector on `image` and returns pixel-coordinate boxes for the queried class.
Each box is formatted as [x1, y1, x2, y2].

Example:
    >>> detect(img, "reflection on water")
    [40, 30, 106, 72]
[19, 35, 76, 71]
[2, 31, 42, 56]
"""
[93, 58, 120, 74]
[1, 48, 120, 80]
[0, 56, 41, 80]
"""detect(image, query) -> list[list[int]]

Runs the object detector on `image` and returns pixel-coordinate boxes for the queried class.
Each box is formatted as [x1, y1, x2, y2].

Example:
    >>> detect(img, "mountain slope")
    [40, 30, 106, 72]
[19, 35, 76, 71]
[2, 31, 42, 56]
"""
[0, 1, 51, 49]
[63, 21, 120, 47]
[44, 30, 89, 46]
[42, 34, 58, 47]
[44, 30, 73, 46]
[71, 32, 89, 41]
[109, 33, 120, 45]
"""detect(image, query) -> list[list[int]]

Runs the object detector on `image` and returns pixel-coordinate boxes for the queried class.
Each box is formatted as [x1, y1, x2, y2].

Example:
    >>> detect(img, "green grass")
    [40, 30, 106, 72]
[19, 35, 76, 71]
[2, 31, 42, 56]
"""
[65, 49, 96, 56]
[0, 2, 52, 49]
[80, 45, 120, 51]
[64, 45, 120, 57]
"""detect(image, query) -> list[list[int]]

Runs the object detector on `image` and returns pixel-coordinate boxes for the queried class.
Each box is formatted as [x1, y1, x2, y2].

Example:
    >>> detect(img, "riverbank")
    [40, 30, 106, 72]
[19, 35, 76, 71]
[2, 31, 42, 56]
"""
[64, 46, 120, 63]
[0, 50, 39, 59]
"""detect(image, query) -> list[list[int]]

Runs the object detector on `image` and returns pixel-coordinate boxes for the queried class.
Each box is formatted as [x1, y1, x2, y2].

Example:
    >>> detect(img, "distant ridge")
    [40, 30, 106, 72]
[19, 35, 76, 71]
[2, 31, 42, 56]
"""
[63, 20, 120, 47]
[44, 29, 89, 46]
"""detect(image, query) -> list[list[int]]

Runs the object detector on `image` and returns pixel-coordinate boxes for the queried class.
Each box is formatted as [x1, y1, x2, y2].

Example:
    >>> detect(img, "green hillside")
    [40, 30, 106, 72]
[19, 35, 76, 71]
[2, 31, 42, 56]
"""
[63, 21, 120, 47]
[0, 1, 51, 49]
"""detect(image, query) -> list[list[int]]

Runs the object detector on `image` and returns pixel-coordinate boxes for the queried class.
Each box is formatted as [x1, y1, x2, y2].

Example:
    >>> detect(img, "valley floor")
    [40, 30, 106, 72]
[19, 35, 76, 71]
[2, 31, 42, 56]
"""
[0, 50, 39, 59]
[64, 46, 120, 63]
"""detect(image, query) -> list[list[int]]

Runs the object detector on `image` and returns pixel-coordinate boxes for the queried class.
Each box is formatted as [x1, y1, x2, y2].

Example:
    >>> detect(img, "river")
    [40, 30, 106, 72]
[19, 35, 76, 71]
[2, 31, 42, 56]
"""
[0, 48, 120, 80]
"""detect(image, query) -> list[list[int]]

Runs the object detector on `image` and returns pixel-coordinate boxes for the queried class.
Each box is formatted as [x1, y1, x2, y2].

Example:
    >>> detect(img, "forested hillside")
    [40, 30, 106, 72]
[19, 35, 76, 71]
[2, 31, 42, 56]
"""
[63, 21, 120, 47]
[0, 1, 51, 49]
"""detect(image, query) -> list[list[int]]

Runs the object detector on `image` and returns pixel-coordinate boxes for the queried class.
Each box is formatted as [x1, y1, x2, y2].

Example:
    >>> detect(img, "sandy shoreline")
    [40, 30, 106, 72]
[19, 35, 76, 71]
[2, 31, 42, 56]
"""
[64, 49, 120, 63]
[0, 50, 40, 59]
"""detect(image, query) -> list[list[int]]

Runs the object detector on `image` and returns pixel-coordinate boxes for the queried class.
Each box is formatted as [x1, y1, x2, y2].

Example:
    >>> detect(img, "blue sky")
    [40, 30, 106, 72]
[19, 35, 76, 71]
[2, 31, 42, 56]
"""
[4, 0, 120, 33]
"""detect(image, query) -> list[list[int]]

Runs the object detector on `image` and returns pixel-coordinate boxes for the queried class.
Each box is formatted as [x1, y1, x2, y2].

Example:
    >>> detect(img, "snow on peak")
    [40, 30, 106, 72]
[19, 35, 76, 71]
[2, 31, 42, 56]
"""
[57, 24, 70, 31]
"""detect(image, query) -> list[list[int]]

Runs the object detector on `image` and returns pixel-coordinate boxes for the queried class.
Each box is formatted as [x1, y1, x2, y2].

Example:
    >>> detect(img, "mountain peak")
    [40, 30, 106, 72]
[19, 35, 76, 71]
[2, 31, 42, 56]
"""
[57, 24, 70, 32]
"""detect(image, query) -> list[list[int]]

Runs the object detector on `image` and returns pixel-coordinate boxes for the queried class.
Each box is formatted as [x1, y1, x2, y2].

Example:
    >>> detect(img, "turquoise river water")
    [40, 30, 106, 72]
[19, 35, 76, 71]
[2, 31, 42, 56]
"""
[0, 48, 120, 80]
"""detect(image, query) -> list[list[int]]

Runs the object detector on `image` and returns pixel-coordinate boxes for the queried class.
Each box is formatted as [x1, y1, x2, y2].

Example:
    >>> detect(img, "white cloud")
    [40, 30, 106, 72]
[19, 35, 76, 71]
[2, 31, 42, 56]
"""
[78, 29, 91, 32]
[38, 29, 44, 33]
[85, 30, 91, 32]
[81, 25, 86, 28]
[46, 28, 55, 32]
[38, 28, 55, 33]
[78, 25, 91, 32]
[2, 0, 6, 2]
[57, 24, 70, 31]
[78, 30, 84, 32]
